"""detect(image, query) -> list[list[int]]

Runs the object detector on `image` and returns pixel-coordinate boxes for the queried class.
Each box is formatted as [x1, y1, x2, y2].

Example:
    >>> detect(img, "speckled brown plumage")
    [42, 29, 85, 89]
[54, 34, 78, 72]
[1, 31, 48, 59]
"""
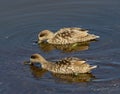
[30, 54, 97, 74]
[38, 27, 100, 44]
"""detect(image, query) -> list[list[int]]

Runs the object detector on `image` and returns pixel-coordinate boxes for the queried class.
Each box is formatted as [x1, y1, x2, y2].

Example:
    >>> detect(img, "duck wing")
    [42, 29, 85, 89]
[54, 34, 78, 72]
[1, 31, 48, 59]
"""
[55, 27, 89, 39]
[48, 27, 99, 44]
[55, 57, 85, 66]
[48, 28, 89, 44]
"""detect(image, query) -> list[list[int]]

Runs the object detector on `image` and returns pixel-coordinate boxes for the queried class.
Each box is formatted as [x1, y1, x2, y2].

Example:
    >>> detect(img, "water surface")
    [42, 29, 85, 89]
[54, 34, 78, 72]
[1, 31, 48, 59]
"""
[0, 0, 120, 94]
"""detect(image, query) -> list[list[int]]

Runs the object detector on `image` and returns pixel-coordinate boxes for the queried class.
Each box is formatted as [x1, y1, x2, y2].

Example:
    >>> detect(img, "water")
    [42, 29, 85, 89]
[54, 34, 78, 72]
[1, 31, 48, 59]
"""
[0, 0, 120, 94]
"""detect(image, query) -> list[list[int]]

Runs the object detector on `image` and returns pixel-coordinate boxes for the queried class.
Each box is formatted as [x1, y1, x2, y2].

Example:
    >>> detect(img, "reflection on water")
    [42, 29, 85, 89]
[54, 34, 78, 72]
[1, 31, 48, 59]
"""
[30, 65, 47, 78]
[38, 40, 97, 53]
[1, 0, 120, 93]
[29, 65, 95, 83]
[52, 73, 95, 83]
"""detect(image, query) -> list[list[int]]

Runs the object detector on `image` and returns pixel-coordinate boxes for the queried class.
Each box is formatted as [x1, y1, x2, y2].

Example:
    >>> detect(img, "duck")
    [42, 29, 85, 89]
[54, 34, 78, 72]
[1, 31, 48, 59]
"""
[38, 27, 100, 44]
[29, 53, 97, 74]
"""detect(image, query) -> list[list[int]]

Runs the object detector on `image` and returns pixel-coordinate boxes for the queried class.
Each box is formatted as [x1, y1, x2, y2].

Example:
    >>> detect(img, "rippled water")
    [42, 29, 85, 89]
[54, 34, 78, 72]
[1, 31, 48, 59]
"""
[0, 0, 120, 94]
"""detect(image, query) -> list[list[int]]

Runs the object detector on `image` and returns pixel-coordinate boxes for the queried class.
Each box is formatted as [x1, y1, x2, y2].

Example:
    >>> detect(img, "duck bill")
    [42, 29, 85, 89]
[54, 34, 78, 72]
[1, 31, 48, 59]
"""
[24, 61, 32, 65]
[37, 40, 41, 44]
[38, 40, 44, 44]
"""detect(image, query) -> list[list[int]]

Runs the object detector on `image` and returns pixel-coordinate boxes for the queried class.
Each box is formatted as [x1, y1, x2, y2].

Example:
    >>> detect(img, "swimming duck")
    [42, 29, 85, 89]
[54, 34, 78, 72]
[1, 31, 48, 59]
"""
[38, 27, 99, 44]
[29, 53, 97, 74]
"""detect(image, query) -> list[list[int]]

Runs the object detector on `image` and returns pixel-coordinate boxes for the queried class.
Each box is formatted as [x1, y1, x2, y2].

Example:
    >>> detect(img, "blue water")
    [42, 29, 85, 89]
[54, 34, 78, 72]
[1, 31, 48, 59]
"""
[0, 0, 120, 94]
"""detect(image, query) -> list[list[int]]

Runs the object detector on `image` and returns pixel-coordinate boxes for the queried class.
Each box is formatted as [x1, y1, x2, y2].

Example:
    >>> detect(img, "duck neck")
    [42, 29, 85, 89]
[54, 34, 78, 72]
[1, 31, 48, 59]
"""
[38, 57, 51, 69]
[48, 32, 54, 39]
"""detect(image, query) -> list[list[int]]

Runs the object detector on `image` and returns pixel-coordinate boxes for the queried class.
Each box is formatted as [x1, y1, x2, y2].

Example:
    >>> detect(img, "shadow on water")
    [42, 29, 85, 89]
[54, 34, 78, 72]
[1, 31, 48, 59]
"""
[29, 65, 96, 84]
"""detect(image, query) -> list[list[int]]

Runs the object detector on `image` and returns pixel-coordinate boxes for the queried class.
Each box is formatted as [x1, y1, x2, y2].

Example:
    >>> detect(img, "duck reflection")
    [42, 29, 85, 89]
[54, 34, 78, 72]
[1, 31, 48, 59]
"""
[52, 73, 95, 83]
[29, 65, 95, 83]
[30, 65, 47, 78]
[38, 40, 97, 53]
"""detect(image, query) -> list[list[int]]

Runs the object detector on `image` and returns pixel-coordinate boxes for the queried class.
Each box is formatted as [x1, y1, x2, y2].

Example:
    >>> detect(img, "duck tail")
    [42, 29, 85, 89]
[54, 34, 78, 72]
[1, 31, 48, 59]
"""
[90, 65, 97, 70]
[89, 34, 100, 39]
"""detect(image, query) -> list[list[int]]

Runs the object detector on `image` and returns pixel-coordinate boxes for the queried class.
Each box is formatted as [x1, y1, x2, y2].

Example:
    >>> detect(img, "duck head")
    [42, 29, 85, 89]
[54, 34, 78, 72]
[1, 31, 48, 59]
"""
[38, 30, 54, 43]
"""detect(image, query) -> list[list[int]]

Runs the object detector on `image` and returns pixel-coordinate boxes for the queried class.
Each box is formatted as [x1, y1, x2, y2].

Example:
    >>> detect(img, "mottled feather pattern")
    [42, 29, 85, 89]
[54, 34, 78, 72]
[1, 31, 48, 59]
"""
[58, 27, 88, 33]
[55, 57, 84, 66]
[51, 31, 75, 44]
[50, 28, 90, 44]
[54, 30, 74, 39]
[38, 27, 99, 44]
[54, 59, 91, 74]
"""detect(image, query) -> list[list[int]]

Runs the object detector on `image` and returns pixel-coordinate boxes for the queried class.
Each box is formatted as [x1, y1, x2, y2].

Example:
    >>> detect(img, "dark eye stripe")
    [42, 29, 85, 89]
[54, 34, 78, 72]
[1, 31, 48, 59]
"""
[31, 55, 36, 59]
[39, 34, 45, 37]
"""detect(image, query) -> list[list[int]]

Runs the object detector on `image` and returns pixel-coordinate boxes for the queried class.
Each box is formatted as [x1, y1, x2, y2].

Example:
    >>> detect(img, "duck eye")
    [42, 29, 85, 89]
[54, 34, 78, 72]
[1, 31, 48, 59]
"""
[31, 55, 36, 59]
[39, 33, 45, 37]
